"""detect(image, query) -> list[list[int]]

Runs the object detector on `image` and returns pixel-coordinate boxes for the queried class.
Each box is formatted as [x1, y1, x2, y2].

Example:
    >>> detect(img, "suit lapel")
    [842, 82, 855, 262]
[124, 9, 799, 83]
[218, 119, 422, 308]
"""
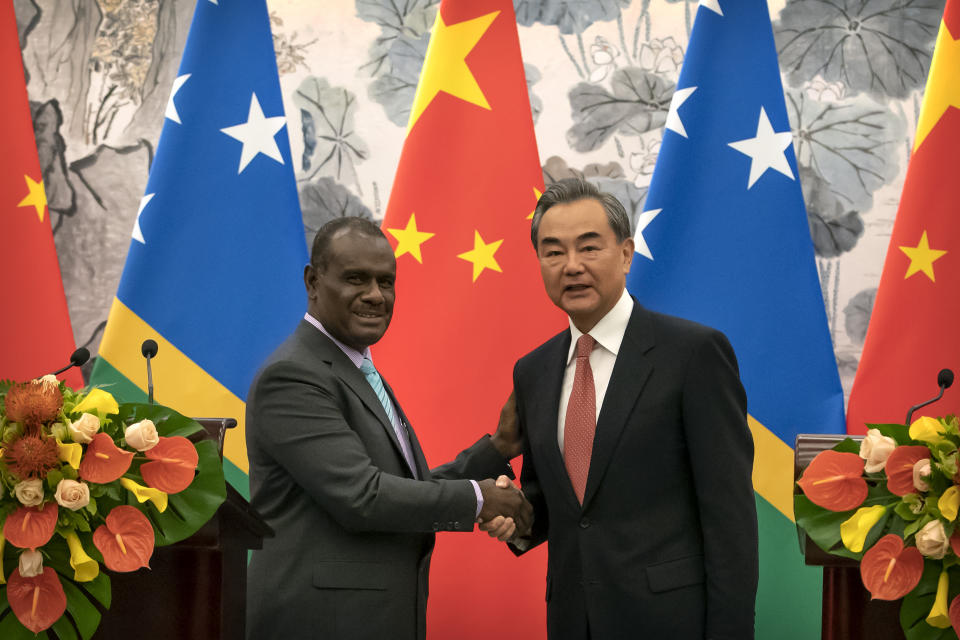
[581, 302, 655, 510]
[303, 324, 414, 475]
[529, 331, 583, 507]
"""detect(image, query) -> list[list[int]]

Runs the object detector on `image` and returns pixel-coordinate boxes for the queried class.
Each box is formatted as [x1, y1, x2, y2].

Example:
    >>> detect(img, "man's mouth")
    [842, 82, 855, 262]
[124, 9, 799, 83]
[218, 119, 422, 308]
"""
[354, 311, 382, 319]
[563, 284, 591, 293]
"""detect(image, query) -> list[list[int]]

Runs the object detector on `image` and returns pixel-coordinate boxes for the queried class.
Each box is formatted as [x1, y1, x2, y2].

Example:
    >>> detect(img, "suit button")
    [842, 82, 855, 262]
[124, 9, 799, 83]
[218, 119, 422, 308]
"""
[432, 522, 440, 531]
[579, 517, 590, 529]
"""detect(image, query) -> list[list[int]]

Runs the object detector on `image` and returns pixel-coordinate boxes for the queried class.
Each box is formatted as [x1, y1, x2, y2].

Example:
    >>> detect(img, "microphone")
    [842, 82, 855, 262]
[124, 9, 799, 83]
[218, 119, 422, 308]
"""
[47, 347, 91, 377]
[905, 368, 954, 425]
[141, 339, 158, 404]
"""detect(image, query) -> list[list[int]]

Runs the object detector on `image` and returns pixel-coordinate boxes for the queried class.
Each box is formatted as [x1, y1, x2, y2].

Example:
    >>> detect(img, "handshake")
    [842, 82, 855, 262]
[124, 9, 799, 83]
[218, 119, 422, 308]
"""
[476, 475, 532, 542]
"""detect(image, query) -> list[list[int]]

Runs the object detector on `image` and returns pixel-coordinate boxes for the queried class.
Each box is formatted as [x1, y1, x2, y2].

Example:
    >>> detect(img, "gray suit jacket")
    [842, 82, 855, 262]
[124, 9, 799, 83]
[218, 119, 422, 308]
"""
[513, 301, 758, 639]
[246, 320, 512, 640]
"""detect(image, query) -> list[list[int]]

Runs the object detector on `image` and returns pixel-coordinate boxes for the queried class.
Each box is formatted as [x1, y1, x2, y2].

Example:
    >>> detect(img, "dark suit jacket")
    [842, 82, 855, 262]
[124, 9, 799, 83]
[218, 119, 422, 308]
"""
[246, 320, 512, 640]
[513, 300, 758, 639]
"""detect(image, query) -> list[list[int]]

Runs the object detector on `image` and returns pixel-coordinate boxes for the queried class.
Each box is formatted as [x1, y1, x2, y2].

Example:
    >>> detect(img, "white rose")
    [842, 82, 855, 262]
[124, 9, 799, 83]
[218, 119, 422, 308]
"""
[913, 459, 932, 492]
[69, 412, 100, 443]
[859, 429, 897, 473]
[916, 519, 950, 559]
[54, 479, 90, 511]
[125, 419, 159, 451]
[14, 479, 44, 506]
[19, 549, 44, 578]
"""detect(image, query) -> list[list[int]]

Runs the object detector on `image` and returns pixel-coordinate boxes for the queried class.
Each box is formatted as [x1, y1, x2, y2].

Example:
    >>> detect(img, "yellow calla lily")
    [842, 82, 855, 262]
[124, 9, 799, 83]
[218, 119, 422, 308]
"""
[120, 477, 168, 512]
[840, 505, 887, 552]
[0, 530, 5, 585]
[64, 530, 99, 582]
[940, 486, 960, 522]
[910, 416, 947, 444]
[926, 569, 951, 628]
[56, 438, 83, 469]
[72, 388, 119, 418]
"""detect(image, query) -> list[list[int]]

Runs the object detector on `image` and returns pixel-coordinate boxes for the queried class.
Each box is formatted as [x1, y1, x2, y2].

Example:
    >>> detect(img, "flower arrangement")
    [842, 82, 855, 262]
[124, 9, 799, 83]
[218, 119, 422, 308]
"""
[796, 415, 960, 638]
[0, 377, 226, 638]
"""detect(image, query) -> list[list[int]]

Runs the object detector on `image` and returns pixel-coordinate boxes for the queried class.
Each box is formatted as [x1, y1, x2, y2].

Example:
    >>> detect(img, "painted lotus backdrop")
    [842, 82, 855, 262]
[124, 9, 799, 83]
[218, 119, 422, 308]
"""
[10, 0, 946, 634]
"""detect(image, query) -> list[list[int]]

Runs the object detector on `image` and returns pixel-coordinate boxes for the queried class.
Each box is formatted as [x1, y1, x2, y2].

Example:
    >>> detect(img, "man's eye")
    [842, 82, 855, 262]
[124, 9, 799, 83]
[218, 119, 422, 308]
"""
[345, 275, 364, 284]
[582, 245, 599, 252]
[379, 279, 395, 289]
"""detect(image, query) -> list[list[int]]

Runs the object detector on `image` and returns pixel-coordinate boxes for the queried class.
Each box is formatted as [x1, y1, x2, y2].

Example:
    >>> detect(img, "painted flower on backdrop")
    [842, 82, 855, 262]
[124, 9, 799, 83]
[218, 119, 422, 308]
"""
[629, 136, 661, 189]
[803, 75, 846, 103]
[589, 36, 620, 83]
[637, 37, 684, 77]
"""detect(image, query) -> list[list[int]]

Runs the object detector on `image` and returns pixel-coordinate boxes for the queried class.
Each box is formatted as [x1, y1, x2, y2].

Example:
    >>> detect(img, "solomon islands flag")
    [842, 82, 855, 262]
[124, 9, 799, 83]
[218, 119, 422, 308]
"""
[90, 0, 307, 492]
[625, 1, 845, 637]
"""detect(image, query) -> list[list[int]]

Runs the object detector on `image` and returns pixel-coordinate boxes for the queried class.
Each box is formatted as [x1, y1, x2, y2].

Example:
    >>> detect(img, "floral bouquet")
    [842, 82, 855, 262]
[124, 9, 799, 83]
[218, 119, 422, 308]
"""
[0, 377, 226, 638]
[796, 415, 960, 639]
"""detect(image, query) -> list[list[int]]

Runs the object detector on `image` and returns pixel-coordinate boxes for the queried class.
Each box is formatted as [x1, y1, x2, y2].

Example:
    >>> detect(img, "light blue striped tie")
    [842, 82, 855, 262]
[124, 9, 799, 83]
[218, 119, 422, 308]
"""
[360, 358, 399, 427]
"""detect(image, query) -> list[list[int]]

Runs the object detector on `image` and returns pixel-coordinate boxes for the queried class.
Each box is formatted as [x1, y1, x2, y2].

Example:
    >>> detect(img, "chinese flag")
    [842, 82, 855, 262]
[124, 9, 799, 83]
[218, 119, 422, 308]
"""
[0, 2, 80, 387]
[847, 0, 960, 432]
[372, 0, 561, 637]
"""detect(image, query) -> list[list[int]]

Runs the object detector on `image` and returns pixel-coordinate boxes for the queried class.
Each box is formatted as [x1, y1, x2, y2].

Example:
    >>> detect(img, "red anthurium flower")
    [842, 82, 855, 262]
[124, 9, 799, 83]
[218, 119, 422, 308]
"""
[141, 436, 199, 494]
[92, 505, 155, 572]
[950, 593, 960, 635]
[7, 567, 67, 633]
[885, 446, 931, 496]
[951, 531, 960, 558]
[860, 534, 924, 600]
[3, 502, 59, 549]
[797, 450, 867, 512]
[79, 432, 134, 483]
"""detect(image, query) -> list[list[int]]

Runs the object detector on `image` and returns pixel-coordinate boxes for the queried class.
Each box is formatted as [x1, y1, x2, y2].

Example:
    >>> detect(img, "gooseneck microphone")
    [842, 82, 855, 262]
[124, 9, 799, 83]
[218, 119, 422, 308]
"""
[905, 368, 954, 425]
[46, 347, 91, 377]
[141, 339, 159, 404]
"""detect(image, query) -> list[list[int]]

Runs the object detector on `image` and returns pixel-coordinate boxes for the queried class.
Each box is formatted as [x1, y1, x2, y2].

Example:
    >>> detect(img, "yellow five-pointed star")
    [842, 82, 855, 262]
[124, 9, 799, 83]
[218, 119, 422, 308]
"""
[914, 21, 960, 150]
[457, 230, 503, 282]
[387, 213, 435, 263]
[407, 10, 499, 131]
[899, 231, 947, 281]
[526, 186, 543, 220]
[18, 174, 47, 222]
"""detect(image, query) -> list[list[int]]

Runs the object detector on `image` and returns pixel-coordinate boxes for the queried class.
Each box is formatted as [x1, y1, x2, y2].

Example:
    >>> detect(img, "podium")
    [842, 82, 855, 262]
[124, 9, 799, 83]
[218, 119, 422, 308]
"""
[93, 418, 272, 640]
[795, 434, 905, 640]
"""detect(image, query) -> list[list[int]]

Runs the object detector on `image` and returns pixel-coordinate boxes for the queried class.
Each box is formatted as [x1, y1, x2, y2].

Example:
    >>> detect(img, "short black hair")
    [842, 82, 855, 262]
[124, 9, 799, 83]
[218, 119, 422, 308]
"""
[310, 217, 387, 270]
[530, 178, 631, 248]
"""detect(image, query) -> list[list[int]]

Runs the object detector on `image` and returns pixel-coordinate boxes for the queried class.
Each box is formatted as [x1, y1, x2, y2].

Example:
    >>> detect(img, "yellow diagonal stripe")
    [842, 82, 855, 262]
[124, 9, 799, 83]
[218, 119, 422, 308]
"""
[98, 298, 249, 473]
[748, 413, 796, 522]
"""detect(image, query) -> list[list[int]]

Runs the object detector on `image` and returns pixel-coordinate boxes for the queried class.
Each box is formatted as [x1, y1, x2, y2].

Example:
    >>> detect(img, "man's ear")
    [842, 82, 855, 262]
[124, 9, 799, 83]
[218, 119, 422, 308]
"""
[304, 263, 318, 298]
[621, 237, 635, 273]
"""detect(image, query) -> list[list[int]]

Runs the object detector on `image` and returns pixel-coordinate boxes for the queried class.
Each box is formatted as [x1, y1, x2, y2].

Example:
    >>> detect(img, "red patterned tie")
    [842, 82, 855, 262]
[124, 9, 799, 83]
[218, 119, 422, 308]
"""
[564, 334, 596, 504]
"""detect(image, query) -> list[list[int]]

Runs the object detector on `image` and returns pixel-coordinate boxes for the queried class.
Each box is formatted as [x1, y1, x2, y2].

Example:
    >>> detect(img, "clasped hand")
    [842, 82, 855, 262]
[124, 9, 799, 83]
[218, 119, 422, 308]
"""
[476, 475, 531, 542]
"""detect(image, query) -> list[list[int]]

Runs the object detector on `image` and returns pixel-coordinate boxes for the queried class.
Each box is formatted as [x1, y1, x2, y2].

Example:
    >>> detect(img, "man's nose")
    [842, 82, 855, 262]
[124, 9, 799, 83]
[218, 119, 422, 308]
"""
[562, 253, 584, 274]
[360, 281, 385, 303]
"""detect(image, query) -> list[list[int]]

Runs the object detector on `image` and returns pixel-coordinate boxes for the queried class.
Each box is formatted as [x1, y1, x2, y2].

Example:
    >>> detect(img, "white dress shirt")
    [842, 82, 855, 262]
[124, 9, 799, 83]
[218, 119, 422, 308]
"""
[557, 289, 633, 451]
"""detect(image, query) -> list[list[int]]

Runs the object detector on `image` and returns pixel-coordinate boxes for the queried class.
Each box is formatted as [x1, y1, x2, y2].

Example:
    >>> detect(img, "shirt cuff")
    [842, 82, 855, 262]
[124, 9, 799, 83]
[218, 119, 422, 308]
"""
[470, 479, 483, 518]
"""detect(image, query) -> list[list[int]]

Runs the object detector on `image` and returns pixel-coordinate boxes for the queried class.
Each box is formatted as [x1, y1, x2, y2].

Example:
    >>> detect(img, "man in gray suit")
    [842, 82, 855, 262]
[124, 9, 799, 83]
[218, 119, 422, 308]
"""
[246, 217, 529, 640]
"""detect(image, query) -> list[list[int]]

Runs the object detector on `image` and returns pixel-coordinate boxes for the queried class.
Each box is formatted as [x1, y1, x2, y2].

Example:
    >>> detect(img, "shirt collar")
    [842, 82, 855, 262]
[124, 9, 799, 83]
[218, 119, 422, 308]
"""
[304, 313, 370, 368]
[566, 289, 633, 365]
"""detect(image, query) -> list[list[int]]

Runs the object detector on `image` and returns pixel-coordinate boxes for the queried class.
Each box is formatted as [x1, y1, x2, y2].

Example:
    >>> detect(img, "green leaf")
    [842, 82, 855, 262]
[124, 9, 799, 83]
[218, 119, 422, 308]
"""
[896, 499, 923, 522]
[60, 579, 100, 640]
[794, 494, 847, 552]
[50, 616, 79, 640]
[871, 423, 912, 445]
[832, 437, 862, 454]
[46, 469, 64, 490]
[906, 515, 934, 539]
